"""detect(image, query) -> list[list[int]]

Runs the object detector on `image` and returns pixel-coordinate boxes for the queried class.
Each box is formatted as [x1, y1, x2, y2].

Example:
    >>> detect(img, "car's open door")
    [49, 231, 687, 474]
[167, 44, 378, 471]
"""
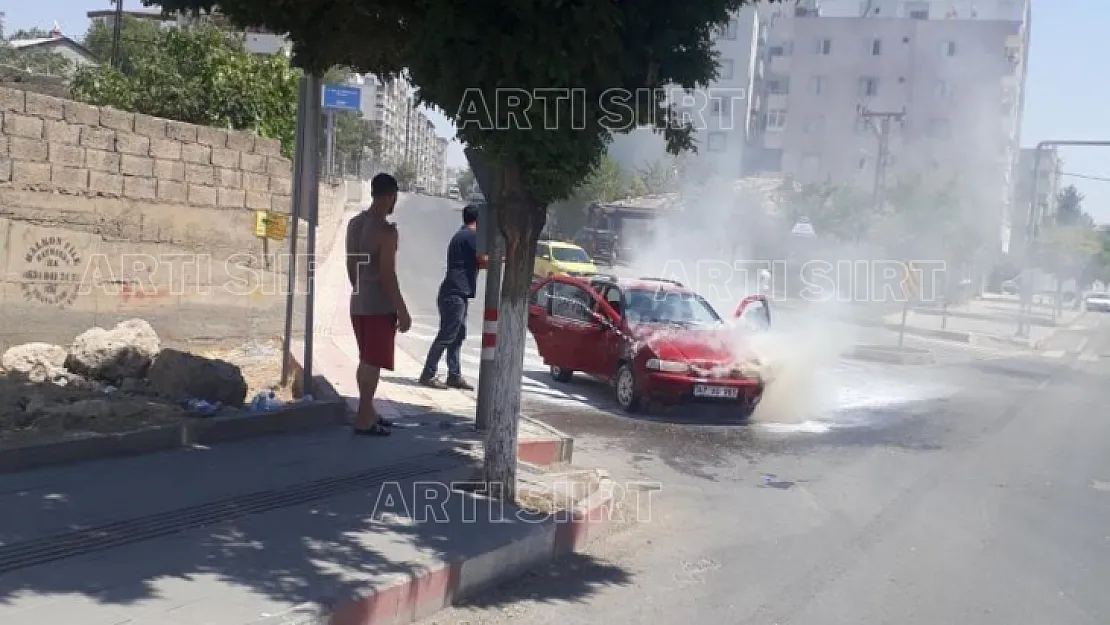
[734, 294, 771, 331]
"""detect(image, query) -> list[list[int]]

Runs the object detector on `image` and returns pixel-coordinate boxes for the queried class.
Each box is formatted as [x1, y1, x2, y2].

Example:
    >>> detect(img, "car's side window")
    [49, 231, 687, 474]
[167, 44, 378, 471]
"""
[605, 286, 622, 316]
[530, 281, 553, 309]
[537, 243, 548, 258]
[551, 282, 594, 323]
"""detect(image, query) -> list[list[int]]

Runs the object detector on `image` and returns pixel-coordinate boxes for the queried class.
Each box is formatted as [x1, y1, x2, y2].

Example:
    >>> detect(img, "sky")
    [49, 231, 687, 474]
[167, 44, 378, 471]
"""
[5, 1, 1108, 220]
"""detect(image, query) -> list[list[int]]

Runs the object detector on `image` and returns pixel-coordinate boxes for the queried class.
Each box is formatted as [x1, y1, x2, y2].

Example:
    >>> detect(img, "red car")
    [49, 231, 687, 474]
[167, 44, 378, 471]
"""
[527, 274, 772, 417]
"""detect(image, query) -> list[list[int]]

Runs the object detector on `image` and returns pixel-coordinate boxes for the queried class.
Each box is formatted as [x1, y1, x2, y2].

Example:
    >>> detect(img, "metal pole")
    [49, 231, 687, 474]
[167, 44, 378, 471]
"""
[325, 110, 335, 182]
[302, 73, 324, 397]
[476, 202, 501, 431]
[280, 75, 310, 385]
[110, 0, 124, 69]
[1017, 145, 1043, 338]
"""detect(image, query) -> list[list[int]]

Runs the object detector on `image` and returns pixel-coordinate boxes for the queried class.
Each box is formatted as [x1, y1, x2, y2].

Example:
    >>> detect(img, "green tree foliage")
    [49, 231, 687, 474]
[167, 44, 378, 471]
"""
[147, 0, 752, 497]
[333, 112, 382, 168]
[393, 160, 417, 189]
[637, 158, 679, 195]
[83, 15, 164, 72]
[549, 155, 631, 238]
[71, 23, 298, 155]
[456, 168, 475, 197]
[783, 182, 873, 243]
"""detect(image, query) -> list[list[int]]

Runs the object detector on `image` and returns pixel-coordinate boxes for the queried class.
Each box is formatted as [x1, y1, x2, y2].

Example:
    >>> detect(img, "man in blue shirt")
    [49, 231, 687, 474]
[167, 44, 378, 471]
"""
[419, 204, 488, 389]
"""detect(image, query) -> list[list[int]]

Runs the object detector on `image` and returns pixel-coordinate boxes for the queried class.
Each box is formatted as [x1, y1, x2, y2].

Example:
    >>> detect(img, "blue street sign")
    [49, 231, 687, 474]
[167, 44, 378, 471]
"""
[322, 84, 361, 111]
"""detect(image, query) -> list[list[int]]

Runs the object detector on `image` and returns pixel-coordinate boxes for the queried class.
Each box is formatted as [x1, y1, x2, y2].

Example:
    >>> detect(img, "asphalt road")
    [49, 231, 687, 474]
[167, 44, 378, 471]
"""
[391, 194, 1110, 624]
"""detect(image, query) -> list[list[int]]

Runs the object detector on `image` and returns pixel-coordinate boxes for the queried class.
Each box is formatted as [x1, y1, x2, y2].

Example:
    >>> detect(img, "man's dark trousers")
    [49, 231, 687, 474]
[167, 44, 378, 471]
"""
[421, 293, 468, 380]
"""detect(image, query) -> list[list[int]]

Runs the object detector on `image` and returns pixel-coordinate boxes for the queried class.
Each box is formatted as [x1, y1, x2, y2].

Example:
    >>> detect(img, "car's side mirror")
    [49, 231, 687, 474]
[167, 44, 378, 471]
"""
[541, 254, 551, 260]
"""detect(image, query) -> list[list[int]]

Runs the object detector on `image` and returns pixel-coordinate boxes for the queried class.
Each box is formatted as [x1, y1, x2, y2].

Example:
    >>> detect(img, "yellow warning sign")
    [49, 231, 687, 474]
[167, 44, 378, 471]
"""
[254, 211, 289, 240]
[900, 263, 919, 298]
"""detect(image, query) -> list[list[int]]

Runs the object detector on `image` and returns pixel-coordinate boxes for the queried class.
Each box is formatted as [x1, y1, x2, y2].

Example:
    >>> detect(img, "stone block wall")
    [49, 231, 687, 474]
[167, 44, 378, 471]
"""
[0, 88, 348, 351]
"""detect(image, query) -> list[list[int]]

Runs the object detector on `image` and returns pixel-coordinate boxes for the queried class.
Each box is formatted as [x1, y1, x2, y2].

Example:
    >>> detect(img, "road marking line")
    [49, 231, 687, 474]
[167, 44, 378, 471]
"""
[1041, 350, 1065, 359]
[1078, 352, 1099, 362]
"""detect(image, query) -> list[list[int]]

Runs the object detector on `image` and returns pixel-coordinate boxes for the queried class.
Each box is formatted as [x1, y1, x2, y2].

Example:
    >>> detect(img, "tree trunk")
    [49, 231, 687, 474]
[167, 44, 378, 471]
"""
[481, 162, 545, 503]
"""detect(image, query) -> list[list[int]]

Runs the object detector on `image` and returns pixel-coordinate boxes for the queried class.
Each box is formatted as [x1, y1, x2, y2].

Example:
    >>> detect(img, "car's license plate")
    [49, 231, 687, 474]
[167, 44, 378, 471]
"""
[694, 385, 739, 399]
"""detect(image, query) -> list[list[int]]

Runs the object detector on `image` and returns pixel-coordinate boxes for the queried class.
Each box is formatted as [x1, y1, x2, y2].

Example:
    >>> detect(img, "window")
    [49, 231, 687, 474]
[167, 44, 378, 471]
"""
[766, 109, 787, 131]
[707, 132, 727, 151]
[551, 246, 591, 262]
[803, 116, 825, 133]
[769, 41, 794, 56]
[858, 156, 869, 171]
[866, 38, 882, 55]
[550, 282, 594, 323]
[934, 79, 951, 99]
[604, 286, 623, 316]
[941, 39, 957, 57]
[859, 77, 879, 97]
[816, 38, 832, 55]
[719, 58, 734, 80]
[810, 75, 827, 95]
[767, 77, 790, 94]
[536, 242, 549, 258]
[623, 289, 721, 326]
[531, 281, 553, 308]
[904, 1, 930, 18]
[717, 19, 738, 40]
[928, 118, 952, 138]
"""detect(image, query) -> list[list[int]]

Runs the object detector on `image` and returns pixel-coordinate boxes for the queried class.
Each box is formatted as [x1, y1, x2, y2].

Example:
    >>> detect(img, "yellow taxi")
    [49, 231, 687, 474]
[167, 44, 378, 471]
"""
[534, 240, 599, 278]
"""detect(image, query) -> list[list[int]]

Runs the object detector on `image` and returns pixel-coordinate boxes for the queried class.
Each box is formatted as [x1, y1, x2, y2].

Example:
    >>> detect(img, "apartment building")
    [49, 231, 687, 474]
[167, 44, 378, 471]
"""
[608, 6, 764, 177]
[1009, 146, 1062, 255]
[745, 0, 1030, 253]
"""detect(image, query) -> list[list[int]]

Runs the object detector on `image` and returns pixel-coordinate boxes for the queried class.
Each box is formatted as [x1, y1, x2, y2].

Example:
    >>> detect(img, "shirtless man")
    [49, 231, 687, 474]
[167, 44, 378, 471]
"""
[347, 173, 411, 436]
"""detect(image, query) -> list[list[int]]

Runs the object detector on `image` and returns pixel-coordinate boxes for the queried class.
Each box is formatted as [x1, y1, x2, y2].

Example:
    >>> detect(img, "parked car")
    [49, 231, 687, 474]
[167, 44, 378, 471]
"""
[526, 274, 772, 418]
[1084, 291, 1110, 312]
[534, 240, 599, 278]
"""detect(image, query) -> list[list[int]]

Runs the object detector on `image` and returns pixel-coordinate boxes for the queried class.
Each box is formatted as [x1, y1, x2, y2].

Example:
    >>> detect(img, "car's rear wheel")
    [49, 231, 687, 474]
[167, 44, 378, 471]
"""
[550, 365, 573, 383]
[615, 363, 644, 412]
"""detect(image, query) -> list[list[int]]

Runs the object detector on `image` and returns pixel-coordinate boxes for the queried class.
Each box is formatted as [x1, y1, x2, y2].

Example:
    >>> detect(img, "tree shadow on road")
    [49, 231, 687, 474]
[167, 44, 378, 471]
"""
[0, 405, 632, 619]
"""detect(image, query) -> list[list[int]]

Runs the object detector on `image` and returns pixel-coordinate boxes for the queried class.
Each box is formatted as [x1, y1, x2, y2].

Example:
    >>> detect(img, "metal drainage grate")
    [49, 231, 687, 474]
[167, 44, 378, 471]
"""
[0, 449, 474, 576]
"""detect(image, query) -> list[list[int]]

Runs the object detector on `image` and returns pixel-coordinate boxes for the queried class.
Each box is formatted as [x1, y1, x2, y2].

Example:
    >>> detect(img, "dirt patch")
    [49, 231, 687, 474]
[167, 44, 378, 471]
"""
[0, 338, 293, 449]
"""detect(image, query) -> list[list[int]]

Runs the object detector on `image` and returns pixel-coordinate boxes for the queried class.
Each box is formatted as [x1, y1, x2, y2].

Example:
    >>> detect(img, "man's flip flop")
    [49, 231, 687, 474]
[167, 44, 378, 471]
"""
[353, 423, 391, 436]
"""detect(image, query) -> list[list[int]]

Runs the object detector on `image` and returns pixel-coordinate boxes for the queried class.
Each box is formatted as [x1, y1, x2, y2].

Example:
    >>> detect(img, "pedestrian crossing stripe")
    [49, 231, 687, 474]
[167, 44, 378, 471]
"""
[1042, 350, 1065, 359]
[1078, 352, 1099, 362]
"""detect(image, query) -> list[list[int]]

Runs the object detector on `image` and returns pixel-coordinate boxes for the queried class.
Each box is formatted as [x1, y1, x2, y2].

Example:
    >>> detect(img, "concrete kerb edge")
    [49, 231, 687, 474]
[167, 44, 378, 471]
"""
[325, 473, 617, 625]
[883, 323, 973, 343]
[518, 416, 574, 467]
[848, 345, 935, 365]
[0, 400, 347, 475]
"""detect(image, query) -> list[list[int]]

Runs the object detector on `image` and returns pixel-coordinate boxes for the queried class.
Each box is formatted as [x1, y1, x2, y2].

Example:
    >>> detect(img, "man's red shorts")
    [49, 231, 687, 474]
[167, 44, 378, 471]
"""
[351, 314, 396, 370]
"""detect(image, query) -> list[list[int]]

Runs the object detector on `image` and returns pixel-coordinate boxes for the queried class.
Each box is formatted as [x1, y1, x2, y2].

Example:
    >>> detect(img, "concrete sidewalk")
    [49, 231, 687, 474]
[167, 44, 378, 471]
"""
[881, 297, 1085, 349]
[0, 418, 615, 625]
[290, 195, 571, 468]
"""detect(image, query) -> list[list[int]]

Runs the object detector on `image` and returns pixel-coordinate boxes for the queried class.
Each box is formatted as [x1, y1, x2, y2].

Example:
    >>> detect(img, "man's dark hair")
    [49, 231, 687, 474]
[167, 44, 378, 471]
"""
[462, 204, 479, 224]
[371, 173, 398, 197]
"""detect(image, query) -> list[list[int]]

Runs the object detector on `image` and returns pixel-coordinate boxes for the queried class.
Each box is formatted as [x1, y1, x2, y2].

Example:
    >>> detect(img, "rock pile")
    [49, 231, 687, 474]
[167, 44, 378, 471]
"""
[1, 318, 249, 411]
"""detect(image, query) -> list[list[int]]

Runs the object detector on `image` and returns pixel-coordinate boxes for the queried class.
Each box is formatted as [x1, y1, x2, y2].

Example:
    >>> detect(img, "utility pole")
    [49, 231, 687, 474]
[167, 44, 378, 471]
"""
[858, 106, 905, 213]
[467, 148, 501, 431]
[859, 105, 907, 343]
[110, 0, 124, 69]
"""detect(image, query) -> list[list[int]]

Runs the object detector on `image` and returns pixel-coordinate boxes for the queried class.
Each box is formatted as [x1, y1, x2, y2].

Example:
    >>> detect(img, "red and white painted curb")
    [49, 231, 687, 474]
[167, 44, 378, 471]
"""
[325, 474, 616, 625]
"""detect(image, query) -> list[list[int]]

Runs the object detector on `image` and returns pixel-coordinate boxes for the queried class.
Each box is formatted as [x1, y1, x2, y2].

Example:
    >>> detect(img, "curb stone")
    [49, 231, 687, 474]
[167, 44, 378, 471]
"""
[323, 474, 616, 625]
[0, 400, 348, 475]
[848, 344, 935, 365]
